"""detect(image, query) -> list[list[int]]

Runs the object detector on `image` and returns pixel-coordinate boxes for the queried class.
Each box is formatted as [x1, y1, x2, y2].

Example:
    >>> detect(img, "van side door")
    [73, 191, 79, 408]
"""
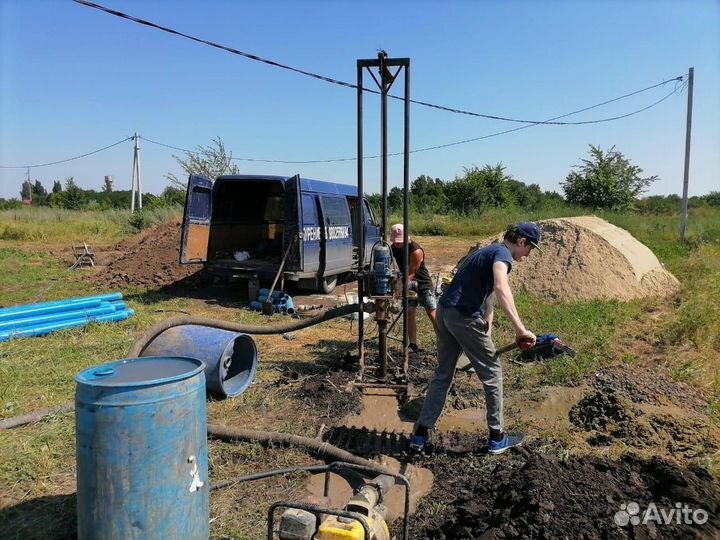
[301, 194, 321, 274]
[180, 174, 213, 264]
[283, 175, 304, 271]
[318, 195, 353, 274]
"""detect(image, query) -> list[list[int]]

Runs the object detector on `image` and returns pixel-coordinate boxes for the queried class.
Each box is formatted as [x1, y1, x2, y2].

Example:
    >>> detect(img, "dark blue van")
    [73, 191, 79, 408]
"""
[180, 174, 381, 293]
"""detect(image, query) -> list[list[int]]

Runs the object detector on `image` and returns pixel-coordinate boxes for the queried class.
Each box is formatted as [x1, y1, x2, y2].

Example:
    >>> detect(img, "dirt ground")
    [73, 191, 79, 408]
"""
[35, 219, 719, 539]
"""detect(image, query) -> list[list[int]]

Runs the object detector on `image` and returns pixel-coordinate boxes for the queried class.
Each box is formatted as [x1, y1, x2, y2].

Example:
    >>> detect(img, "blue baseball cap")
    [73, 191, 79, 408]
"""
[516, 222, 543, 252]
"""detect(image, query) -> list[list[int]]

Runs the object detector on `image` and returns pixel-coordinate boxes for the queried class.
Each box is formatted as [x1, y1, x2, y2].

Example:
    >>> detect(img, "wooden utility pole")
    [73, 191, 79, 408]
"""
[680, 67, 694, 241]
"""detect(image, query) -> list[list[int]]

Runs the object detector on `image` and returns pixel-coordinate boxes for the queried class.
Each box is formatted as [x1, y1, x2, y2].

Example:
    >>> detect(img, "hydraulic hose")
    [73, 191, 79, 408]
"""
[127, 302, 372, 358]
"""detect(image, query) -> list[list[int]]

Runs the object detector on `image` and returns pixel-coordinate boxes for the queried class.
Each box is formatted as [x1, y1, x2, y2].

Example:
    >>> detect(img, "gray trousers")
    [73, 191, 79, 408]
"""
[417, 304, 503, 433]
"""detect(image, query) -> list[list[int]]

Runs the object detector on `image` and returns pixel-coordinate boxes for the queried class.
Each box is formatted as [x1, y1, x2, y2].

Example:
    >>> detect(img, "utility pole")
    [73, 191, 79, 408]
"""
[24, 168, 32, 203]
[680, 67, 694, 241]
[130, 132, 143, 213]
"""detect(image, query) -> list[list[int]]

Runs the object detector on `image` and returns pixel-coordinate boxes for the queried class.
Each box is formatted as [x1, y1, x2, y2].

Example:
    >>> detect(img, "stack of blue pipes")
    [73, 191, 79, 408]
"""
[250, 288, 295, 315]
[0, 293, 134, 342]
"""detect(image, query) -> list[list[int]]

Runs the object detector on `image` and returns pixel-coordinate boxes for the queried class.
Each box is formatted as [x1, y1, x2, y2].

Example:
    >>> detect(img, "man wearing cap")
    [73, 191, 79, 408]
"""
[390, 224, 437, 353]
[410, 222, 542, 454]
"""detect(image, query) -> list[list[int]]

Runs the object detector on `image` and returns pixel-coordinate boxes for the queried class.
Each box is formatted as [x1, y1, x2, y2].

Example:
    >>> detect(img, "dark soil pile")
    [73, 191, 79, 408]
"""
[411, 449, 720, 540]
[570, 368, 720, 459]
[92, 219, 202, 288]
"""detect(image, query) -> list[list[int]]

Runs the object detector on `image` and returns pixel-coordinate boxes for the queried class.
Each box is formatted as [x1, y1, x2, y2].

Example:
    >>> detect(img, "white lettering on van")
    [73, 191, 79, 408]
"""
[326, 226, 350, 240]
[302, 225, 350, 241]
[303, 226, 321, 242]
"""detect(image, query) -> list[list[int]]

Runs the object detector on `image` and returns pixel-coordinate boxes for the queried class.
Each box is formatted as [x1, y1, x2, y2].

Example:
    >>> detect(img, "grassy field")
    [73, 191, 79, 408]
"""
[1, 206, 718, 539]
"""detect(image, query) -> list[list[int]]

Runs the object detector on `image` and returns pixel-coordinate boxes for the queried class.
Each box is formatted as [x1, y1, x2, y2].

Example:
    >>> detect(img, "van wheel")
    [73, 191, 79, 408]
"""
[319, 275, 337, 294]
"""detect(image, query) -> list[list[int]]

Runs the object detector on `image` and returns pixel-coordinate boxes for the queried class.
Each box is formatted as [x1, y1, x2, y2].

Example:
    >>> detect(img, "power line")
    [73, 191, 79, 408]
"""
[0, 137, 133, 169]
[142, 83, 682, 164]
[0, 80, 683, 172]
[73, 0, 682, 126]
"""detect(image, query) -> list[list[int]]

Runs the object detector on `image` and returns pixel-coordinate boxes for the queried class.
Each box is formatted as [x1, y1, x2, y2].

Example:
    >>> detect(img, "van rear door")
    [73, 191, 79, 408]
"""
[283, 175, 304, 271]
[180, 174, 213, 264]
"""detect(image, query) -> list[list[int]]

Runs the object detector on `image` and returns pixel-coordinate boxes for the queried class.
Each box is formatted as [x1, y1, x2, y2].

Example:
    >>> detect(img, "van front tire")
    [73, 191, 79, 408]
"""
[319, 275, 337, 294]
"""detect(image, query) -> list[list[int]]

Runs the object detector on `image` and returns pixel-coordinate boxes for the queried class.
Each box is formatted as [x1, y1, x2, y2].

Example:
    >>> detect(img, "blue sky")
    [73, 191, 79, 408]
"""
[1, 0, 718, 201]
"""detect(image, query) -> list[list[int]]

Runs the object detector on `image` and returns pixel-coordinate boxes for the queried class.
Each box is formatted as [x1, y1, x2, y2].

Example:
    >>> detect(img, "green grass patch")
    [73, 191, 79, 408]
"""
[0, 206, 182, 245]
[503, 295, 642, 387]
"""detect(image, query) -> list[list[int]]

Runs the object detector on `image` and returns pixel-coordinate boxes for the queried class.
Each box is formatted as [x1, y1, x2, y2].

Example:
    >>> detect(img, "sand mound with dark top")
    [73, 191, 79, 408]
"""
[458, 216, 680, 301]
[92, 219, 201, 289]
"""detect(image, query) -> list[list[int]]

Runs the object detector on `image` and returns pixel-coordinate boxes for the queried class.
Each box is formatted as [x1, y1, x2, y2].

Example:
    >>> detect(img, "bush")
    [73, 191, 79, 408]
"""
[562, 145, 657, 210]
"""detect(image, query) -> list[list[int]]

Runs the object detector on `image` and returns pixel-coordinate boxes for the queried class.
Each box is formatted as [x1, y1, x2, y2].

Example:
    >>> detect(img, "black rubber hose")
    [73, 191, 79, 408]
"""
[0, 402, 75, 430]
[0, 407, 389, 473]
[127, 302, 371, 358]
[207, 424, 393, 475]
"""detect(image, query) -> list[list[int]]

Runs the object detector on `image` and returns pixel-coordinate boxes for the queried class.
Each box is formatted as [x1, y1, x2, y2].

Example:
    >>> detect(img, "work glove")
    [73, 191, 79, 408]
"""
[516, 330, 537, 351]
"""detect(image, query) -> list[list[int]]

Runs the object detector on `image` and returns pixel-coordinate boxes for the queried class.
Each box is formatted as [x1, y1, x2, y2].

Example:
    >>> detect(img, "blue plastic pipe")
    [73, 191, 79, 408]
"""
[0, 302, 124, 331]
[0, 293, 123, 317]
[0, 309, 135, 341]
[258, 289, 283, 301]
[285, 295, 295, 315]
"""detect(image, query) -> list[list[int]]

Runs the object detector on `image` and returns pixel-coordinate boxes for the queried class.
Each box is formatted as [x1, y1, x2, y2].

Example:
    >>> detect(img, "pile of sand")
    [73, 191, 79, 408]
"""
[460, 216, 680, 301]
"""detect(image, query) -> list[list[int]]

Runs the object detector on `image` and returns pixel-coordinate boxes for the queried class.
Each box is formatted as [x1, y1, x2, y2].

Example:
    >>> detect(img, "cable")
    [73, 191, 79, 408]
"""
[0, 137, 133, 169]
[141, 83, 681, 164]
[1, 79, 682, 171]
[73, 1, 682, 126]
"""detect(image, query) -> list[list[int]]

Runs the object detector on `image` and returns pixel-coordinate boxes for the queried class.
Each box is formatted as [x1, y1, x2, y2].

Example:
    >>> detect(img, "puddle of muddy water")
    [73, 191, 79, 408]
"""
[439, 385, 589, 433]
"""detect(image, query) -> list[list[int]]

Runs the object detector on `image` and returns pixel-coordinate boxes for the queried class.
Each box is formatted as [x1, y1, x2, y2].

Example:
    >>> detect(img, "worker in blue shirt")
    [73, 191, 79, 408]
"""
[410, 222, 542, 454]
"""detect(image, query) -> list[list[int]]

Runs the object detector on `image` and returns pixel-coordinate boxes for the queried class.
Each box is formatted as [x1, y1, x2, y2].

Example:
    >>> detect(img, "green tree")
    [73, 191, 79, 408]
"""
[20, 181, 33, 200]
[51, 177, 88, 210]
[562, 145, 657, 210]
[166, 136, 240, 189]
[445, 164, 512, 214]
[411, 175, 447, 213]
[387, 186, 404, 213]
[52, 180, 63, 193]
[33, 180, 48, 197]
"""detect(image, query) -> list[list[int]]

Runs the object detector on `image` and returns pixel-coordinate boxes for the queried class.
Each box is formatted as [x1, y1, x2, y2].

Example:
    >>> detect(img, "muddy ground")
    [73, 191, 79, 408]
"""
[21, 220, 719, 539]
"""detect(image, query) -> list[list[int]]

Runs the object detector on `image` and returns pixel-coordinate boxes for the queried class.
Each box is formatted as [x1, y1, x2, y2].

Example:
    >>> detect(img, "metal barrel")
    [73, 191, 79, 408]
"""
[75, 356, 208, 540]
[138, 325, 258, 398]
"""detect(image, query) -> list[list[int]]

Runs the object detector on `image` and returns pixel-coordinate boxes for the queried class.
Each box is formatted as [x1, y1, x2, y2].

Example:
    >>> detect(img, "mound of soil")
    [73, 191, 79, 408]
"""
[569, 370, 720, 459]
[457, 217, 680, 301]
[411, 450, 720, 539]
[92, 219, 201, 288]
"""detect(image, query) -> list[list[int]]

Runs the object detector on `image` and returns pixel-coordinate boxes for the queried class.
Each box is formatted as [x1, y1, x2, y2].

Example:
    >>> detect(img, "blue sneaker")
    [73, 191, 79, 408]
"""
[488, 432, 524, 454]
[409, 434, 427, 452]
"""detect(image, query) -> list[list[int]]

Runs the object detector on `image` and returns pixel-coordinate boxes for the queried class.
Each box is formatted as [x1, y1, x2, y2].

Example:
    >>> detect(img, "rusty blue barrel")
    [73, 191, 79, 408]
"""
[75, 356, 208, 540]
[139, 325, 258, 398]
